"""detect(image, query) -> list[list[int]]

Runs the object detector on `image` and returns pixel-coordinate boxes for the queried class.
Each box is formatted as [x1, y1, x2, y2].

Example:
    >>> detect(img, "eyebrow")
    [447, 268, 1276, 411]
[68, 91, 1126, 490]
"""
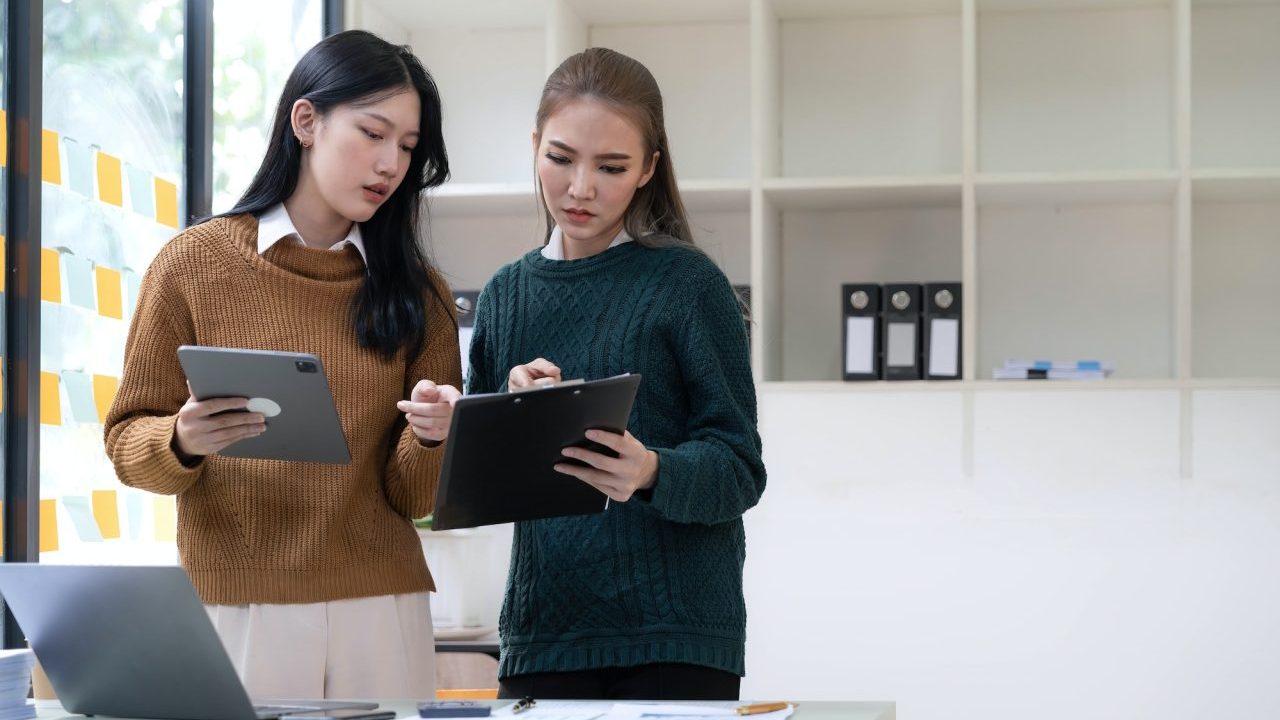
[360, 111, 420, 138]
[548, 139, 631, 161]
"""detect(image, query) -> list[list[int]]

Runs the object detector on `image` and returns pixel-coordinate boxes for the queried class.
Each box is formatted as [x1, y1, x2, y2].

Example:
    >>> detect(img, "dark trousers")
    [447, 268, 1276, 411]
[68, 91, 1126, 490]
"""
[498, 663, 741, 701]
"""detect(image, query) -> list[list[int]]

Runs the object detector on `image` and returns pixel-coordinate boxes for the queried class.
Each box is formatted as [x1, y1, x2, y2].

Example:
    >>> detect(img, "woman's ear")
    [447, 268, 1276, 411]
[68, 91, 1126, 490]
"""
[292, 99, 318, 149]
[531, 129, 540, 154]
[637, 150, 660, 189]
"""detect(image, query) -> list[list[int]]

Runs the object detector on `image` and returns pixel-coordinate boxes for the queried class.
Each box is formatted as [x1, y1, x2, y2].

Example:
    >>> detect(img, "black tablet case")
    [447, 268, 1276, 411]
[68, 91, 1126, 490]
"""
[431, 374, 642, 530]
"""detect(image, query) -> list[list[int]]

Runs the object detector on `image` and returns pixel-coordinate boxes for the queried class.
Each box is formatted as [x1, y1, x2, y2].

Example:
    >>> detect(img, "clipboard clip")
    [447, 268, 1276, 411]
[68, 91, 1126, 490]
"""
[510, 377, 586, 393]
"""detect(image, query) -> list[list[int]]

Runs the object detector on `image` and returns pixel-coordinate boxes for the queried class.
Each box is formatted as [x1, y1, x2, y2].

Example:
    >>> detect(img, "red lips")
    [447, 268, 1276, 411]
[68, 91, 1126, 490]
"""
[564, 207, 594, 224]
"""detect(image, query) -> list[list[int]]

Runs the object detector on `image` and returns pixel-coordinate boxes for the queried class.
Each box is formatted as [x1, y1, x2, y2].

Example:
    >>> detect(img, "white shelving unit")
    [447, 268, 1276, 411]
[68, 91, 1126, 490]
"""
[346, 0, 1280, 386]
[347, 3, 1280, 707]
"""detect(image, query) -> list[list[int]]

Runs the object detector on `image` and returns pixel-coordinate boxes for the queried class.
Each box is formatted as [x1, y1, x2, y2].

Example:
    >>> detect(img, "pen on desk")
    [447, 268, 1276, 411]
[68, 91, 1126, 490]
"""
[510, 696, 536, 714]
[737, 702, 790, 716]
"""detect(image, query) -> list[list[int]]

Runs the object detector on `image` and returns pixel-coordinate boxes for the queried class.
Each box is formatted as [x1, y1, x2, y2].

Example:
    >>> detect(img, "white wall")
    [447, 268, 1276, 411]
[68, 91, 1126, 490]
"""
[743, 387, 1280, 719]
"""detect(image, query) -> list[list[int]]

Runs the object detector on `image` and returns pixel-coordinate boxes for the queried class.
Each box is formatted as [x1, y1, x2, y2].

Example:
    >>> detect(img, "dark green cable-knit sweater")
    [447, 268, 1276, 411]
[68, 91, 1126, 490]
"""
[466, 240, 766, 679]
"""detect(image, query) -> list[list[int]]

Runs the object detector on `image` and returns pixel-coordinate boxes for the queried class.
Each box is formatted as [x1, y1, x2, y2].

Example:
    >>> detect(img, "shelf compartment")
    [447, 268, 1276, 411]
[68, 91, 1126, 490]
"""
[977, 201, 1176, 379]
[1191, 194, 1280, 379]
[778, 7, 962, 178]
[779, 203, 963, 381]
[977, 2, 1175, 173]
[1191, 1, 1280, 169]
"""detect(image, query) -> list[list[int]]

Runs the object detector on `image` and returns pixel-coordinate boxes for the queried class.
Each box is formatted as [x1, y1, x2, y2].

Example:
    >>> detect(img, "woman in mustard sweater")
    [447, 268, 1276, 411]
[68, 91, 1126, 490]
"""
[104, 30, 460, 699]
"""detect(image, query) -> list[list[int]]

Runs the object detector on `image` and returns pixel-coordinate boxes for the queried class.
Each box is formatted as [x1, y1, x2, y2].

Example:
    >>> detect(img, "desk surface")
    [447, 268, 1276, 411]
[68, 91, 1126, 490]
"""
[35, 698, 896, 720]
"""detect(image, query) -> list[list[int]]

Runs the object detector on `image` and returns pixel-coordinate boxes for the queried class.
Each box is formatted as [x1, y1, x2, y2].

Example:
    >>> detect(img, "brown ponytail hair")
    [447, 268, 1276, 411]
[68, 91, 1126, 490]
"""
[534, 47, 696, 250]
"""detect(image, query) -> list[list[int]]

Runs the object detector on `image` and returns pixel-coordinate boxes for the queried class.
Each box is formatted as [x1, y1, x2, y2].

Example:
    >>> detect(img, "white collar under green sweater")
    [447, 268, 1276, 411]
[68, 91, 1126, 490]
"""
[467, 239, 766, 679]
[539, 225, 633, 260]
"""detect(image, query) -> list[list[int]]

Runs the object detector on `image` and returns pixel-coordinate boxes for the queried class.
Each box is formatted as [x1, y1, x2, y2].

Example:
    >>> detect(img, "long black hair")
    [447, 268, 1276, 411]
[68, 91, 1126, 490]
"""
[224, 29, 451, 360]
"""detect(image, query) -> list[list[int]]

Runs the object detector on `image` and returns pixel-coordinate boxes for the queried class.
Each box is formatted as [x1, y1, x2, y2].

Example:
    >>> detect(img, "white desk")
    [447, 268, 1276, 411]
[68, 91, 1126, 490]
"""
[34, 698, 896, 720]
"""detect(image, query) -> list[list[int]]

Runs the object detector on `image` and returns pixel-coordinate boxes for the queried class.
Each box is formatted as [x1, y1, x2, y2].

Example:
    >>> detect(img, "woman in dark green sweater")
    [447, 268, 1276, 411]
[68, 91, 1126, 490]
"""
[466, 47, 766, 700]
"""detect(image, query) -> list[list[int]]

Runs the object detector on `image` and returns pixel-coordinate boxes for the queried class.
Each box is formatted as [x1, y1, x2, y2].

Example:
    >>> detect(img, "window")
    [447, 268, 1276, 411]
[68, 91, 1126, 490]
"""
[39, 0, 184, 563]
[212, 0, 322, 213]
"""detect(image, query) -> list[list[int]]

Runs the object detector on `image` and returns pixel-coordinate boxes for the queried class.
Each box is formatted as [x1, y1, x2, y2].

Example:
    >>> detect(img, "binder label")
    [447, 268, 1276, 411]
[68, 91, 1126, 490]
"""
[844, 317, 875, 374]
[886, 322, 917, 367]
[928, 318, 960, 377]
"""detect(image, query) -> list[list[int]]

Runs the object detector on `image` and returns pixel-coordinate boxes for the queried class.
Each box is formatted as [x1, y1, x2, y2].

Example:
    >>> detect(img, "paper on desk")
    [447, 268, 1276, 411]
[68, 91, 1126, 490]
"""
[609, 704, 793, 720]
[491, 700, 609, 719]
[608, 705, 734, 717]
[491, 701, 793, 720]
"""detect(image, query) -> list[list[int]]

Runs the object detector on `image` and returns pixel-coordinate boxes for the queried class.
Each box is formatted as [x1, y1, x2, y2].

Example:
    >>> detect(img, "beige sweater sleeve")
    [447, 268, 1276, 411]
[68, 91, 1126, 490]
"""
[103, 253, 204, 495]
[382, 272, 464, 519]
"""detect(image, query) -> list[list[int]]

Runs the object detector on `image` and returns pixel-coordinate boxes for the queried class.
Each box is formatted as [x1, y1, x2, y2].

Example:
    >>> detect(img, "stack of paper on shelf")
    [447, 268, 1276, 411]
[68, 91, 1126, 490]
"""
[993, 359, 1115, 381]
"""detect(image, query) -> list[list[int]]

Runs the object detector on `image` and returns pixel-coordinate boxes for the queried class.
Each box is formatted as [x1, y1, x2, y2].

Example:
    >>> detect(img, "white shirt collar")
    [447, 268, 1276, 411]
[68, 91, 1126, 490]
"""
[256, 203, 367, 264]
[540, 225, 633, 261]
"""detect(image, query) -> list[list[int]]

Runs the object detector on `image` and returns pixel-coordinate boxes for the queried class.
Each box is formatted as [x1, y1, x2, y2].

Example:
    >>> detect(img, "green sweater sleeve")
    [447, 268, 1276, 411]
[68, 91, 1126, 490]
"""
[645, 274, 765, 526]
[465, 277, 503, 396]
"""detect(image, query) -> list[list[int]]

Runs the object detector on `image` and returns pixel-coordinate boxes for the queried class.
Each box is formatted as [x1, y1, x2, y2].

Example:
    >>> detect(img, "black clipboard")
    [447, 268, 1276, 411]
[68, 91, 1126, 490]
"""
[431, 373, 642, 530]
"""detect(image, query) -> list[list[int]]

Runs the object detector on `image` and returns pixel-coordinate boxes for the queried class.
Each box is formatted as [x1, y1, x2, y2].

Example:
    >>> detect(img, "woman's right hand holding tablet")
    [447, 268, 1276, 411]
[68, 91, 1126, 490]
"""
[508, 358, 562, 390]
[173, 389, 266, 462]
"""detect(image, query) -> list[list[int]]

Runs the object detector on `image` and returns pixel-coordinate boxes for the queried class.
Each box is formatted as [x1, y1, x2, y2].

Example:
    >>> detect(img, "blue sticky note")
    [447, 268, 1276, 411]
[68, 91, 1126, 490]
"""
[101, 215, 126, 270]
[61, 370, 100, 424]
[123, 268, 143, 321]
[62, 496, 104, 542]
[125, 162, 155, 218]
[40, 302, 63, 373]
[124, 490, 146, 540]
[62, 138, 95, 198]
[1078, 361, 1101, 371]
[62, 254, 96, 311]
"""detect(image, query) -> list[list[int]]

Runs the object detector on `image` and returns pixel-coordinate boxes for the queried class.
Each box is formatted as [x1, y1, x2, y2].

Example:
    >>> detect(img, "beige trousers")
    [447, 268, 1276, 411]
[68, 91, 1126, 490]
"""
[205, 592, 435, 700]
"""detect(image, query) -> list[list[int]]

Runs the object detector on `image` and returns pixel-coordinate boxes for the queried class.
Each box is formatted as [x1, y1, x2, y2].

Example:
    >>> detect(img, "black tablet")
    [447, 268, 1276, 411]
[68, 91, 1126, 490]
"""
[431, 373, 642, 530]
[177, 346, 351, 464]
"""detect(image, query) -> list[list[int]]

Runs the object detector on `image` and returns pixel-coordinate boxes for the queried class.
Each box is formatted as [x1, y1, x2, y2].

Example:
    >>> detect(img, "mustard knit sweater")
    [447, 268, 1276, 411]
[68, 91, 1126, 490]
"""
[104, 213, 462, 604]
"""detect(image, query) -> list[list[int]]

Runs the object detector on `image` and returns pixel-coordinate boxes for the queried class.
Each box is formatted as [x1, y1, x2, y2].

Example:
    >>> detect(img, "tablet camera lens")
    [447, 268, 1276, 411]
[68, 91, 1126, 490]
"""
[295, 360, 318, 373]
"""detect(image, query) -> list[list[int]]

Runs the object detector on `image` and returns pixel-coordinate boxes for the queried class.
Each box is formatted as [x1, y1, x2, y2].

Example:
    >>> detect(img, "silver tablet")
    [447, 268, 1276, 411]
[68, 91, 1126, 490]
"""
[177, 346, 351, 464]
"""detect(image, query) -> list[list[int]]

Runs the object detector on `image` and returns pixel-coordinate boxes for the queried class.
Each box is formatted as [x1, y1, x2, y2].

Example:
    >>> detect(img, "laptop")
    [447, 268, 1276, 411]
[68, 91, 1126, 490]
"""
[0, 564, 380, 720]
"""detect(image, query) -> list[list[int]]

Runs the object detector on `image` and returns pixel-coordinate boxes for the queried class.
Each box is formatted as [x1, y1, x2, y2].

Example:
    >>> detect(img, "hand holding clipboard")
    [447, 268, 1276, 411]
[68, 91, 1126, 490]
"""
[508, 359, 658, 503]
[508, 356, 563, 389]
[430, 371, 642, 530]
